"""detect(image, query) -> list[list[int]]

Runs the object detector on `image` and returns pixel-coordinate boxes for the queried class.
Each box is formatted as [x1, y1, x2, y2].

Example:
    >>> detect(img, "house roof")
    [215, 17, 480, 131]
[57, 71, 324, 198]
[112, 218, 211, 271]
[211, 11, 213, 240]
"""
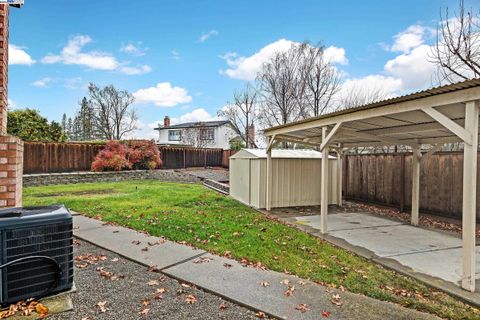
[264, 78, 480, 148]
[230, 149, 336, 159]
[155, 120, 231, 130]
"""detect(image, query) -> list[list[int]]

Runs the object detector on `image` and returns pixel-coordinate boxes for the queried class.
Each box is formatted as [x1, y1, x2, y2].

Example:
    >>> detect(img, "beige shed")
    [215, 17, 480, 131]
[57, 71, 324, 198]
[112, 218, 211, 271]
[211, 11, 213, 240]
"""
[229, 149, 337, 209]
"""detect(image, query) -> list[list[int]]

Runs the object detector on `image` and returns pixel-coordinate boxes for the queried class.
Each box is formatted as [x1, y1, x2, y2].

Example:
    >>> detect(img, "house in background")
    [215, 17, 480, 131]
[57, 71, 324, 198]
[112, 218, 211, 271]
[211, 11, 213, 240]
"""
[154, 116, 244, 150]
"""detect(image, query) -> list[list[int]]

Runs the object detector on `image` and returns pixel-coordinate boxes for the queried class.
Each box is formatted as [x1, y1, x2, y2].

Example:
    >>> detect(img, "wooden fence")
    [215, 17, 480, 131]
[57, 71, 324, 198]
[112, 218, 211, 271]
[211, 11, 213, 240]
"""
[23, 142, 235, 173]
[343, 152, 479, 219]
[158, 147, 225, 169]
[24, 142, 105, 174]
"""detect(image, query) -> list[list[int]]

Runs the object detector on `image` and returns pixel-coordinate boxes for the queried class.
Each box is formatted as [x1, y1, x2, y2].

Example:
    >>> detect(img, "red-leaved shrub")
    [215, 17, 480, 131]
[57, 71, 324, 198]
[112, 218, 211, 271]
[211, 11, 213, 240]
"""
[126, 140, 162, 170]
[91, 141, 132, 172]
[91, 140, 162, 172]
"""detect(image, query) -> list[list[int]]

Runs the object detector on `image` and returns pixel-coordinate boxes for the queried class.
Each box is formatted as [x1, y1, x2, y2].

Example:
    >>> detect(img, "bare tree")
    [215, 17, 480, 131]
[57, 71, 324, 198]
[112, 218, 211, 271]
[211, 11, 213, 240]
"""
[181, 123, 212, 148]
[338, 85, 390, 109]
[301, 44, 341, 117]
[256, 43, 309, 127]
[88, 83, 138, 140]
[218, 83, 258, 148]
[429, 0, 480, 83]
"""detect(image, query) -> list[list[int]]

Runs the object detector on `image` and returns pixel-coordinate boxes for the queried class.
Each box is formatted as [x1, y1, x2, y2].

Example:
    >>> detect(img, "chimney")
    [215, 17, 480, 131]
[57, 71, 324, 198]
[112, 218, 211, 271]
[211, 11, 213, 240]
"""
[164, 116, 170, 128]
[247, 125, 255, 148]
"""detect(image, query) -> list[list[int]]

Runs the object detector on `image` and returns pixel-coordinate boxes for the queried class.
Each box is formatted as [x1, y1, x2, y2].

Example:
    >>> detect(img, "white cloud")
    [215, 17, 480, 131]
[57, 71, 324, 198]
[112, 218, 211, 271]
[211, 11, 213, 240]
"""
[221, 39, 348, 80]
[42, 35, 119, 70]
[120, 42, 147, 56]
[389, 25, 433, 54]
[337, 75, 403, 108]
[133, 82, 192, 107]
[119, 64, 152, 75]
[324, 46, 348, 65]
[32, 77, 53, 88]
[199, 30, 219, 43]
[384, 44, 436, 90]
[220, 39, 294, 80]
[123, 120, 158, 140]
[171, 49, 180, 60]
[9, 44, 35, 65]
[7, 98, 16, 110]
[64, 77, 87, 90]
[171, 108, 216, 124]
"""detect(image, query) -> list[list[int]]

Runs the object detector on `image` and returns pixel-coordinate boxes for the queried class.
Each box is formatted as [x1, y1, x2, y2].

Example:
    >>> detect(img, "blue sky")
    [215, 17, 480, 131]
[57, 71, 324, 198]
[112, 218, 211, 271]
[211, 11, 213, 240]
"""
[7, 0, 465, 138]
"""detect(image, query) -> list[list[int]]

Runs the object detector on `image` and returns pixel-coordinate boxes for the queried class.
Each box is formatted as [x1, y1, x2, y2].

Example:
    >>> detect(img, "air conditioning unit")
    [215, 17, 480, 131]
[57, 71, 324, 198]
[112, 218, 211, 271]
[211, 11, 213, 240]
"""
[0, 205, 73, 306]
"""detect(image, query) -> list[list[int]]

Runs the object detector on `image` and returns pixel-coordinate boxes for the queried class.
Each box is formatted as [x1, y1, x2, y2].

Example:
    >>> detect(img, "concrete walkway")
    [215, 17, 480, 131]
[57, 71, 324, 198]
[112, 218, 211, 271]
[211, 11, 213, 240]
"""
[280, 211, 480, 306]
[73, 214, 439, 320]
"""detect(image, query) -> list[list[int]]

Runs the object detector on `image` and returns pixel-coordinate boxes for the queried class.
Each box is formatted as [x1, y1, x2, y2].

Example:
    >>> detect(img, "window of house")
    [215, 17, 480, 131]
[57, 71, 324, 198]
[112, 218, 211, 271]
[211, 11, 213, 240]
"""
[200, 128, 214, 140]
[168, 130, 182, 141]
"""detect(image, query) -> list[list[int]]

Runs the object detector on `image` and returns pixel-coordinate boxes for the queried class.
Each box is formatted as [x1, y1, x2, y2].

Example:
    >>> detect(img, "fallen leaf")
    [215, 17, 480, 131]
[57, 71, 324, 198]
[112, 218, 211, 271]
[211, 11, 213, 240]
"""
[219, 303, 227, 310]
[284, 285, 295, 297]
[260, 281, 270, 287]
[223, 263, 232, 269]
[255, 311, 266, 318]
[147, 280, 160, 286]
[295, 303, 309, 313]
[132, 240, 141, 245]
[96, 301, 109, 313]
[139, 308, 150, 316]
[331, 294, 342, 306]
[280, 279, 290, 285]
[185, 294, 197, 304]
[322, 310, 332, 317]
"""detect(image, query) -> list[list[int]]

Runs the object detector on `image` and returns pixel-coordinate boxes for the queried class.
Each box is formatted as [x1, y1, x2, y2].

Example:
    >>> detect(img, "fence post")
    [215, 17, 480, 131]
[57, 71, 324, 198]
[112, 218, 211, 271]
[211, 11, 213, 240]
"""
[400, 153, 406, 212]
[183, 148, 186, 168]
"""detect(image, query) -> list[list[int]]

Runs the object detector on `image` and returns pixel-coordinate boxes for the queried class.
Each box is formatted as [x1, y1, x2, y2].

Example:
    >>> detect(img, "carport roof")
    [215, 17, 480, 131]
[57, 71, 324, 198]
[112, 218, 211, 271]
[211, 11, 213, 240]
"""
[231, 149, 335, 159]
[264, 79, 480, 148]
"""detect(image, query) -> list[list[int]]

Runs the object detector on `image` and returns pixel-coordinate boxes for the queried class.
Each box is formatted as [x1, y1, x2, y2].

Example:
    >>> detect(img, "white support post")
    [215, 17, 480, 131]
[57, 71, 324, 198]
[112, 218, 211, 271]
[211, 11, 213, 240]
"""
[411, 148, 421, 226]
[462, 101, 479, 292]
[266, 139, 273, 212]
[336, 146, 343, 207]
[320, 127, 329, 234]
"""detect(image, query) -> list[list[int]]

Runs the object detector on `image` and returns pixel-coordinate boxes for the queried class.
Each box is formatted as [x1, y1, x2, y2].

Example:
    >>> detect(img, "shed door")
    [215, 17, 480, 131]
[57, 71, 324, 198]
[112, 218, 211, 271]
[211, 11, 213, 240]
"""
[230, 159, 251, 205]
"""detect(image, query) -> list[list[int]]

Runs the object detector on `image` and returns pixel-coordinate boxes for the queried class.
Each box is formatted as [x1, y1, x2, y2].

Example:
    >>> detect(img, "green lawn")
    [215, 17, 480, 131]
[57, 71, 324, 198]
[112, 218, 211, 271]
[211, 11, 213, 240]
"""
[24, 180, 479, 319]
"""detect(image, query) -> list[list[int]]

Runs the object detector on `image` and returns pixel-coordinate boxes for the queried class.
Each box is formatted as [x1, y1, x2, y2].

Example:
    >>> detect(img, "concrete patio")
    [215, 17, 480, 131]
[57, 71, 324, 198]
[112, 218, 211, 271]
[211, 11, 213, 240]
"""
[272, 209, 480, 306]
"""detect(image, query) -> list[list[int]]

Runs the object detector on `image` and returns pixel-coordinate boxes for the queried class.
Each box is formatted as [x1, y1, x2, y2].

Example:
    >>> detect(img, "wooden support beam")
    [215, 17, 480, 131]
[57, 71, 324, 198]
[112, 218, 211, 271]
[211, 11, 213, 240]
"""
[462, 100, 479, 292]
[411, 148, 421, 226]
[266, 134, 276, 152]
[265, 141, 273, 211]
[336, 146, 343, 207]
[275, 135, 320, 148]
[423, 107, 472, 145]
[320, 122, 342, 151]
[320, 127, 329, 234]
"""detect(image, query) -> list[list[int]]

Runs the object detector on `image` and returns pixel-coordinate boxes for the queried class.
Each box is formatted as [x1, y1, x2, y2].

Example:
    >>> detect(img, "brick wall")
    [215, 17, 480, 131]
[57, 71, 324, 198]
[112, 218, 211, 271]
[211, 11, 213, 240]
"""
[0, 5, 23, 208]
[23, 170, 200, 187]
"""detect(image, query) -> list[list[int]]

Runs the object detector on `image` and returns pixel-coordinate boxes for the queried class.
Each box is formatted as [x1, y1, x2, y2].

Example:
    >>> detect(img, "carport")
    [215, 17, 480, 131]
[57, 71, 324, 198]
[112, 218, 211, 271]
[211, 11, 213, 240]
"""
[264, 79, 480, 292]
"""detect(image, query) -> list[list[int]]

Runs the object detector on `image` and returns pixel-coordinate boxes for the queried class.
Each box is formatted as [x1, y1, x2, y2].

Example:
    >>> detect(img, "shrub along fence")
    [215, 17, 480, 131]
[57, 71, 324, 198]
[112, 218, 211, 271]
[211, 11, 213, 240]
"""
[343, 152, 478, 219]
[23, 142, 236, 174]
